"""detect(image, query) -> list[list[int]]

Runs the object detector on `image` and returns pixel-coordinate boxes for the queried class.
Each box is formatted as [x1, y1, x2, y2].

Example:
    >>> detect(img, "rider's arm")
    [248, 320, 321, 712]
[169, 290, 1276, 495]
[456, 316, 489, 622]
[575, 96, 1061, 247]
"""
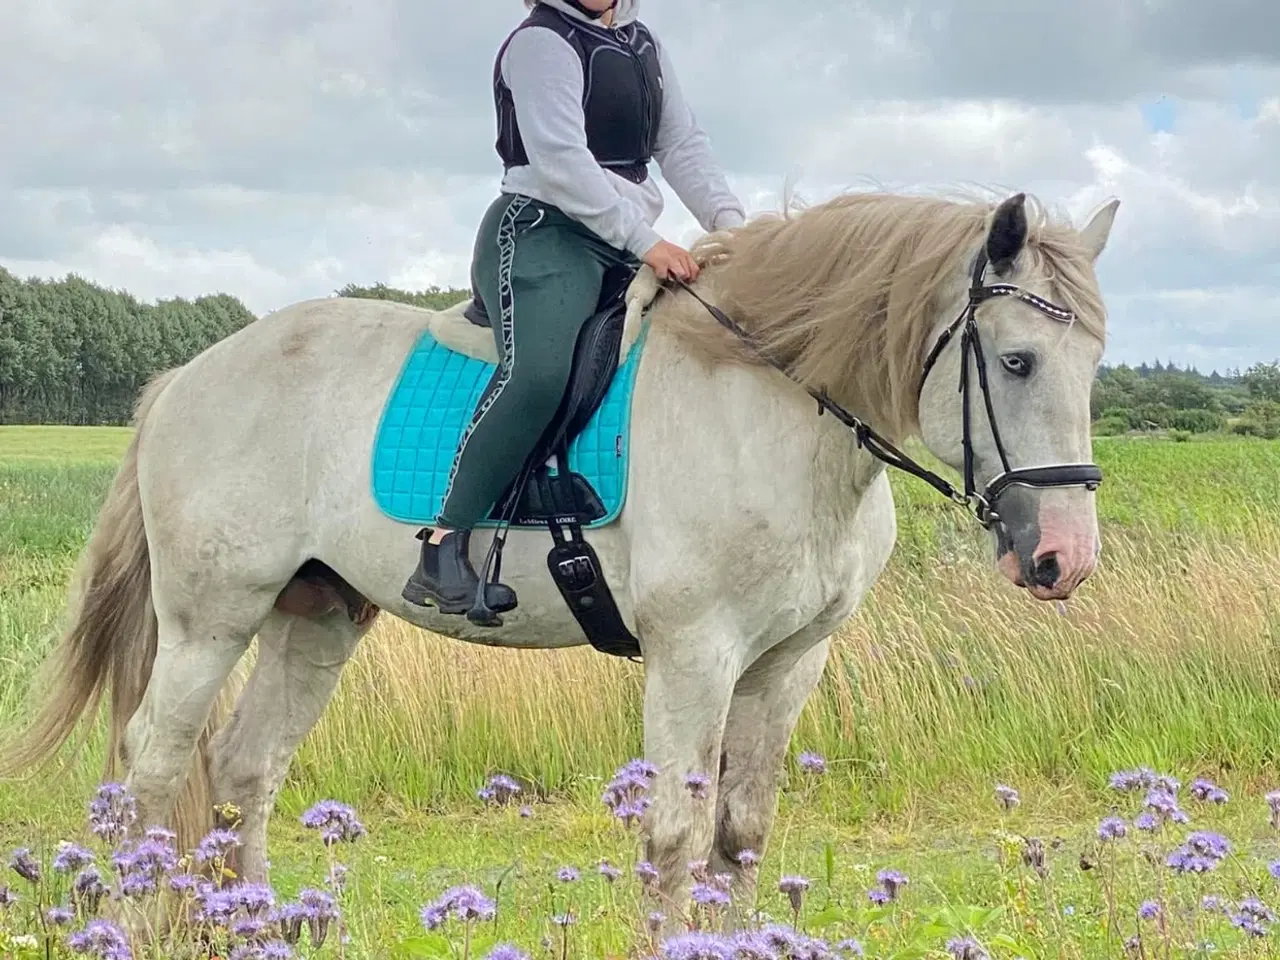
[650, 39, 746, 234]
[501, 27, 663, 258]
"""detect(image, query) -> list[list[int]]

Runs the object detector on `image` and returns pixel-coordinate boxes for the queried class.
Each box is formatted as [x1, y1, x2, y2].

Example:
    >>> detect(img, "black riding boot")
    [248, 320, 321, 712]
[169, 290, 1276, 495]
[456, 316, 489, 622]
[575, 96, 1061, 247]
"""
[401, 528, 517, 619]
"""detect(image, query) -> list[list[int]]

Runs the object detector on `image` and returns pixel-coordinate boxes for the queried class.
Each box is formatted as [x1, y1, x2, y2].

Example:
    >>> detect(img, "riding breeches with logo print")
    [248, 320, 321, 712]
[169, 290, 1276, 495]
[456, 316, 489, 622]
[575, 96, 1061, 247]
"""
[436, 192, 628, 529]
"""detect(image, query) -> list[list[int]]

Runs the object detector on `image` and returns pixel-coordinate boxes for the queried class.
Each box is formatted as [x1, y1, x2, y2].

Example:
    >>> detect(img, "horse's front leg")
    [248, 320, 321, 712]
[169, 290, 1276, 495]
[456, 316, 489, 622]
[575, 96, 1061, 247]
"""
[638, 619, 741, 926]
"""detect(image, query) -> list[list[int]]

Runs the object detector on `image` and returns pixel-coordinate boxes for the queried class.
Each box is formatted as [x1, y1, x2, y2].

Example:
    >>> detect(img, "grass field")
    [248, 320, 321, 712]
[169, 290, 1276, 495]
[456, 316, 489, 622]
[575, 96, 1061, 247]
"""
[1, 425, 1280, 958]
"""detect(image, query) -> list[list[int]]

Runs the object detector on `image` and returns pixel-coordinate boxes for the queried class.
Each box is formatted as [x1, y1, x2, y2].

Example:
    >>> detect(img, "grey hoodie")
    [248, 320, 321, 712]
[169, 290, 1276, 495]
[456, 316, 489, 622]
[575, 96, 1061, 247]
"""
[499, 0, 746, 258]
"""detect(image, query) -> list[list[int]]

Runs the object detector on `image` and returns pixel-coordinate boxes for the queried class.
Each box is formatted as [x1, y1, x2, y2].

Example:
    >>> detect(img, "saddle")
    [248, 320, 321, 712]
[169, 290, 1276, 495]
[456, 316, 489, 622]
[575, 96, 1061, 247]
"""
[462, 263, 643, 660]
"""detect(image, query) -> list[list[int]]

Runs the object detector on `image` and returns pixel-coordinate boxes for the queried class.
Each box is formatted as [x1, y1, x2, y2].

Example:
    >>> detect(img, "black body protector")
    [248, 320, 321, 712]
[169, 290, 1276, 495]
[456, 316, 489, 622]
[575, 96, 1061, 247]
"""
[494, 2, 664, 185]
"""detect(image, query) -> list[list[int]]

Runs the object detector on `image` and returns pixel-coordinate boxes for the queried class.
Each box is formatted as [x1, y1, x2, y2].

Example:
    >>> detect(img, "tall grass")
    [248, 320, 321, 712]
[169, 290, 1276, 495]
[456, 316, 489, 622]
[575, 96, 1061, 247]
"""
[2, 427, 1279, 824]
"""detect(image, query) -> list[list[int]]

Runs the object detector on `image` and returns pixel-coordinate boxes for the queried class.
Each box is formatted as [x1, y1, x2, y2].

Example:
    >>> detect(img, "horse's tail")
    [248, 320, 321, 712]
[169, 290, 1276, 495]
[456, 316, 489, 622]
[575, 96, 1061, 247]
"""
[0, 369, 177, 788]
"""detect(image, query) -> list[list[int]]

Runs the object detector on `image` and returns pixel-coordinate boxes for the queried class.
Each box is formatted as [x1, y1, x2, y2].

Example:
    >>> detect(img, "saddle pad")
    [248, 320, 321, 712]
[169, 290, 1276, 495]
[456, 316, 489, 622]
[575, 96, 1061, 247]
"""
[371, 325, 646, 529]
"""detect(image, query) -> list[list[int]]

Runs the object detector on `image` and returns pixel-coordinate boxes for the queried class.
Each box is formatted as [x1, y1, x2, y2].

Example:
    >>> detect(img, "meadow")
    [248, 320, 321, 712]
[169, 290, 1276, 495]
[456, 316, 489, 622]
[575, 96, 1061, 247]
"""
[1, 425, 1279, 959]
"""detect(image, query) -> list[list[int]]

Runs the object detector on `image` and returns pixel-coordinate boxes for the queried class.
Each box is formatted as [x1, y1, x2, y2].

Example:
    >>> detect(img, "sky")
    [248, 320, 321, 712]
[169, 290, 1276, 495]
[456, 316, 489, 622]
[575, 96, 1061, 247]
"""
[1, 0, 1276, 372]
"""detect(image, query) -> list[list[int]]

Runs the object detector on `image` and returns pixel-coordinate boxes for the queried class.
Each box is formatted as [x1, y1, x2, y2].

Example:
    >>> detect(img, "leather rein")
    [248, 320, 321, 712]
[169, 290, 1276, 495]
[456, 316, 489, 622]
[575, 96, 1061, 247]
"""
[668, 247, 1103, 530]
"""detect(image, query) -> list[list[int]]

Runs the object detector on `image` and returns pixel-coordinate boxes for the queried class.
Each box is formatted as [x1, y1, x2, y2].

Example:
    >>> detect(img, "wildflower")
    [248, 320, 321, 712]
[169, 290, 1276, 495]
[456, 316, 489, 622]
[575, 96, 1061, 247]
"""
[73, 867, 107, 913]
[778, 875, 810, 913]
[0, 885, 15, 908]
[867, 887, 891, 906]
[195, 828, 242, 863]
[485, 947, 531, 960]
[994, 785, 1020, 811]
[1202, 895, 1228, 913]
[53, 842, 95, 874]
[478, 774, 522, 806]
[1109, 767, 1156, 792]
[1098, 816, 1128, 841]
[167, 873, 201, 894]
[1022, 837, 1047, 875]
[691, 883, 730, 908]
[8, 848, 40, 885]
[557, 866, 579, 884]
[1232, 911, 1269, 938]
[684, 773, 711, 801]
[299, 888, 338, 947]
[1239, 898, 1276, 922]
[654, 932, 734, 959]
[1138, 901, 1162, 921]
[647, 911, 666, 935]
[1144, 788, 1189, 824]
[420, 885, 496, 930]
[1134, 813, 1159, 833]
[602, 759, 658, 828]
[231, 917, 271, 942]
[1190, 778, 1229, 804]
[519, 806, 534, 819]
[230, 883, 275, 918]
[946, 936, 989, 959]
[797, 752, 826, 775]
[299, 800, 365, 845]
[88, 784, 137, 845]
[877, 869, 909, 899]
[737, 849, 760, 868]
[66, 918, 133, 959]
[1267, 790, 1280, 829]
[46, 905, 75, 926]
[635, 861, 659, 886]
[1167, 831, 1231, 874]
[598, 861, 622, 883]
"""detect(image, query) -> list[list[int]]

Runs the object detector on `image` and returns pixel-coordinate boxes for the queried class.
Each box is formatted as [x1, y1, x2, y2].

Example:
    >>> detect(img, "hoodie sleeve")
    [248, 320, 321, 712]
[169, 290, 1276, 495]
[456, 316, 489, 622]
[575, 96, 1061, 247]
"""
[501, 26, 664, 258]
[650, 37, 746, 233]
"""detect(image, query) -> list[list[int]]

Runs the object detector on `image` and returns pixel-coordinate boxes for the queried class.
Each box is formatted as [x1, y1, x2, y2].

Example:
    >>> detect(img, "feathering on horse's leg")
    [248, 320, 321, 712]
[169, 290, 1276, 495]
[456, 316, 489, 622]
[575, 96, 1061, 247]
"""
[208, 606, 370, 884]
[712, 632, 832, 925]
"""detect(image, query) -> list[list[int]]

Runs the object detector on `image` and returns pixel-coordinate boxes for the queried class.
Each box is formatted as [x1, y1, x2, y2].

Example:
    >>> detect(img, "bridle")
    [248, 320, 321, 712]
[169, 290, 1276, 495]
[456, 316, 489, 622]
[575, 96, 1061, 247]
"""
[669, 245, 1103, 531]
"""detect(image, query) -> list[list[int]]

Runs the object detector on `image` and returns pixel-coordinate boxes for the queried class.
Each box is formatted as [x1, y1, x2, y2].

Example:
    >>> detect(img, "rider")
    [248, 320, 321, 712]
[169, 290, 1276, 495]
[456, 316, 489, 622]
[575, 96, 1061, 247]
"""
[401, 0, 747, 617]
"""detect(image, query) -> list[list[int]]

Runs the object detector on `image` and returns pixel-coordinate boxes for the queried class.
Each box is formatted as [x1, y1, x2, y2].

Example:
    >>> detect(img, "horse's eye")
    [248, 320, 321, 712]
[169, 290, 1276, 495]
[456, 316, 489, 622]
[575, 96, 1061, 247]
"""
[1000, 352, 1034, 378]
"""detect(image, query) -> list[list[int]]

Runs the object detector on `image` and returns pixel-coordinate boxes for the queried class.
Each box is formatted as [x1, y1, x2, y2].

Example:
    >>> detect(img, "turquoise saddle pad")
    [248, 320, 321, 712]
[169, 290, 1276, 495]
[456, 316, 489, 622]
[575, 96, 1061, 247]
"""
[371, 324, 645, 529]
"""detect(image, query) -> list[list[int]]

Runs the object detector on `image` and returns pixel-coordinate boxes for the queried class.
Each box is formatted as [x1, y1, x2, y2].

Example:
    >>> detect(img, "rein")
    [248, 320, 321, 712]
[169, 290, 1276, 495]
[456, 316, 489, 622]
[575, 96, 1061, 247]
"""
[668, 247, 1103, 530]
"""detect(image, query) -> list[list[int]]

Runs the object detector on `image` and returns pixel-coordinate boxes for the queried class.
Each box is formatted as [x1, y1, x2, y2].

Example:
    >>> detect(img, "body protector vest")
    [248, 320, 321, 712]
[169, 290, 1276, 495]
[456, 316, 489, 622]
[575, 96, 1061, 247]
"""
[494, 4, 664, 184]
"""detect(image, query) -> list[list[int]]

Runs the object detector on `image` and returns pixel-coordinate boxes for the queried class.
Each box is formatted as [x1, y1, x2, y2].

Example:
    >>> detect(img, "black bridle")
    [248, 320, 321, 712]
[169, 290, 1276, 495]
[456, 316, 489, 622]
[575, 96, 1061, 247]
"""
[670, 247, 1102, 530]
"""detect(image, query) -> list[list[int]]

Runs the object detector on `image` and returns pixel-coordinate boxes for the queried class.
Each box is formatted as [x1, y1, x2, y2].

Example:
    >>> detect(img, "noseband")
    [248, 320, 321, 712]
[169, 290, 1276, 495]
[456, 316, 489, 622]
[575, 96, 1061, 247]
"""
[670, 246, 1103, 531]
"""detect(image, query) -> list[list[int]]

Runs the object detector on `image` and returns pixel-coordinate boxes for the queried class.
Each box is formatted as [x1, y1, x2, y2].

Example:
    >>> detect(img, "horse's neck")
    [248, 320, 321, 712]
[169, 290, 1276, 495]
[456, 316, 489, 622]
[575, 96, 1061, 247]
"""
[645, 321, 888, 530]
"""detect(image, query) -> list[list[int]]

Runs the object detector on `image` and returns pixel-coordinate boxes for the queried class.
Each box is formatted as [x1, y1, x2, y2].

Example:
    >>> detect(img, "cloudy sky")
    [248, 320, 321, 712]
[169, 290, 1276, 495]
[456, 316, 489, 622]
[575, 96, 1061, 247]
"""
[2, 0, 1276, 371]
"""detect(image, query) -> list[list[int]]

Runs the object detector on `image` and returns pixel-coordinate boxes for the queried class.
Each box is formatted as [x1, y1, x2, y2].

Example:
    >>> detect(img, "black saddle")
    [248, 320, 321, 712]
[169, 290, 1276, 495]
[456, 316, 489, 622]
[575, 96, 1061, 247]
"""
[463, 263, 642, 659]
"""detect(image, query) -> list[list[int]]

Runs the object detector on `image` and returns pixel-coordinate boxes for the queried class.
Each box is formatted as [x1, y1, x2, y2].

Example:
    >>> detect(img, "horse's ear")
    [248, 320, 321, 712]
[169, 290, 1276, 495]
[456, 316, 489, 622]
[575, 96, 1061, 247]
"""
[1079, 198, 1120, 261]
[986, 192, 1027, 276]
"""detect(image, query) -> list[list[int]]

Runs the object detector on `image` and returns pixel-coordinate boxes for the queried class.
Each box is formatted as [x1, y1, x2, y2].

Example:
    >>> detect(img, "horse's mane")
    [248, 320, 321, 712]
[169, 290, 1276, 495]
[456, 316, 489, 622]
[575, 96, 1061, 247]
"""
[660, 190, 1107, 441]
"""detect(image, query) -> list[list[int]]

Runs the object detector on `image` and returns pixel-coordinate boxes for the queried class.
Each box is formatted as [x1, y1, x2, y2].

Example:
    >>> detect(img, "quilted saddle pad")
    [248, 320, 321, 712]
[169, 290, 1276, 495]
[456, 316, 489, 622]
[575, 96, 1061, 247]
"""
[371, 325, 645, 529]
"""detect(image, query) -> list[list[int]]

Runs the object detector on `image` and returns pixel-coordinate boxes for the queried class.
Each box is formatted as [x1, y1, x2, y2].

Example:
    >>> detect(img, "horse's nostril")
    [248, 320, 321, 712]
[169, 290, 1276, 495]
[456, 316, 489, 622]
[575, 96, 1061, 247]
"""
[1032, 553, 1060, 588]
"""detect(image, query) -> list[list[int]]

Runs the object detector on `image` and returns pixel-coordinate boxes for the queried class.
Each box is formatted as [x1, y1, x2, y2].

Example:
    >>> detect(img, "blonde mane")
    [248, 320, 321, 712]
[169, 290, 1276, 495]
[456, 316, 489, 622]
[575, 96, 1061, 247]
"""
[661, 191, 1107, 441]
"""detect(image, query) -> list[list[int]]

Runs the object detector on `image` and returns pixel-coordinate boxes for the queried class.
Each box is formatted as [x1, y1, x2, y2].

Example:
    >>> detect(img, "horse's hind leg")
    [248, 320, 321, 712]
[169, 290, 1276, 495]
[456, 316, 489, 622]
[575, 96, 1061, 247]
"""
[122, 607, 257, 842]
[208, 599, 374, 884]
[711, 630, 831, 923]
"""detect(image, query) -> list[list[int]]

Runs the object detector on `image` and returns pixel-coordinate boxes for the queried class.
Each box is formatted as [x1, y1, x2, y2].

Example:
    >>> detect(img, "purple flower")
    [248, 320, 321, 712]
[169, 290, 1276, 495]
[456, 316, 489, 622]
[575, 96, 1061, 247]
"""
[684, 773, 711, 801]
[877, 869, 909, 899]
[1134, 812, 1159, 833]
[0, 885, 15, 908]
[654, 932, 735, 959]
[557, 866, 579, 883]
[1144, 788, 1188, 824]
[232, 882, 276, 917]
[53, 842, 95, 874]
[8, 848, 40, 885]
[1109, 767, 1156, 792]
[946, 936, 988, 959]
[1166, 831, 1231, 874]
[299, 887, 339, 947]
[691, 883, 730, 908]
[46, 905, 75, 926]
[602, 759, 658, 828]
[420, 885, 496, 930]
[1098, 816, 1128, 841]
[1189, 778, 1227, 803]
[867, 888, 891, 906]
[1239, 897, 1276, 922]
[299, 800, 365, 845]
[73, 867, 107, 913]
[635, 861, 659, 886]
[88, 784, 137, 845]
[994, 785, 1020, 811]
[66, 918, 133, 959]
[195, 828, 242, 863]
[598, 861, 622, 883]
[1138, 900, 1162, 921]
[1202, 895, 1228, 913]
[737, 849, 760, 868]
[778, 875, 810, 913]
[519, 806, 534, 819]
[798, 752, 826, 775]
[1268, 790, 1280, 829]
[477, 774, 522, 806]
[484, 947, 531, 960]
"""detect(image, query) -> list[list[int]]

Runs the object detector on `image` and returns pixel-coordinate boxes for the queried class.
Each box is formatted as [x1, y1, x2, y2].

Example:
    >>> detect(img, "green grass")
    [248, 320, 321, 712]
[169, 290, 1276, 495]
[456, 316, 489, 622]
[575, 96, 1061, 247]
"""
[2, 425, 1280, 957]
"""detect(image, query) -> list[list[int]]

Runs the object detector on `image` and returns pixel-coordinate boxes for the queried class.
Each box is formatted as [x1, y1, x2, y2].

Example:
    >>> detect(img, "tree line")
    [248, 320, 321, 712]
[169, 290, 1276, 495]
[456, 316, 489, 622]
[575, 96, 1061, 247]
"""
[1, 270, 1277, 437]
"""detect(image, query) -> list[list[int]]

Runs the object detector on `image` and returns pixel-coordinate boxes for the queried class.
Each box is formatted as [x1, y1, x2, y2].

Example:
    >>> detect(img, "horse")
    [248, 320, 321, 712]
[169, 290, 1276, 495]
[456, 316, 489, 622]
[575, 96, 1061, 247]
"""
[2, 187, 1118, 925]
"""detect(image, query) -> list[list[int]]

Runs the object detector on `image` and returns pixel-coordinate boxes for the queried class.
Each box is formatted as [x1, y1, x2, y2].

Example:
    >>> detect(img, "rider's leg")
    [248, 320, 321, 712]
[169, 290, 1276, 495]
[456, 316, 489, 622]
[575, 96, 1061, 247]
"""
[401, 195, 614, 613]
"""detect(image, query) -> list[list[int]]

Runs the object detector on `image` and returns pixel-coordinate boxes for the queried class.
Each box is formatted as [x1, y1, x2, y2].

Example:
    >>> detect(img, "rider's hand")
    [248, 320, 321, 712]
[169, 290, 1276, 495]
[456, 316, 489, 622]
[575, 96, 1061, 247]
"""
[642, 240, 700, 282]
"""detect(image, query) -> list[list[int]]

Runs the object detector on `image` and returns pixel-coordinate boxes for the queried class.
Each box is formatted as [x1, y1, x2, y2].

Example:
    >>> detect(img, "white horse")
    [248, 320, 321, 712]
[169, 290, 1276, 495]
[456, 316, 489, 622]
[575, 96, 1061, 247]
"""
[3, 188, 1117, 920]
